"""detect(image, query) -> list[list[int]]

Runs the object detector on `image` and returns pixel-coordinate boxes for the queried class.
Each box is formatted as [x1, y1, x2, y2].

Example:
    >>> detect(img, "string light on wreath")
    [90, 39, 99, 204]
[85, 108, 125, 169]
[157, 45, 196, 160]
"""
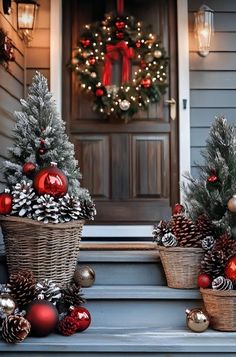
[71, 13, 168, 121]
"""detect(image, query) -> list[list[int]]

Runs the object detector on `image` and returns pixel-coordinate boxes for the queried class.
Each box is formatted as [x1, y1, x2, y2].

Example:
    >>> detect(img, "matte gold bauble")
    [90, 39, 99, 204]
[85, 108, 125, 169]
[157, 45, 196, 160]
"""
[74, 265, 95, 288]
[227, 195, 236, 212]
[0, 294, 16, 316]
[186, 308, 209, 332]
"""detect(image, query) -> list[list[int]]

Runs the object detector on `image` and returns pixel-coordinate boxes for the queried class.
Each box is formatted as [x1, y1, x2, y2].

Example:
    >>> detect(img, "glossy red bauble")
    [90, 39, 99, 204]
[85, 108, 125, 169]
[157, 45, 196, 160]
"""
[23, 162, 36, 177]
[80, 39, 91, 48]
[136, 40, 141, 48]
[141, 78, 152, 88]
[0, 191, 12, 215]
[173, 203, 184, 215]
[225, 255, 236, 283]
[26, 300, 59, 337]
[198, 273, 212, 288]
[115, 21, 125, 29]
[88, 57, 96, 66]
[38, 147, 46, 155]
[33, 163, 68, 198]
[69, 306, 91, 332]
[207, 174, 218, 183]
[116, 31, 124, 39]
[95, 88, 104, 97]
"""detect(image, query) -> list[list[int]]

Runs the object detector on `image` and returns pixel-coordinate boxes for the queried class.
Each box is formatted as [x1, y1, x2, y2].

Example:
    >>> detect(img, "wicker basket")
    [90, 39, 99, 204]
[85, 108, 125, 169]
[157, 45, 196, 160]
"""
[201, 288, 236, 331]
[0, 216, 84, 286]
[158, 246, 204, 289]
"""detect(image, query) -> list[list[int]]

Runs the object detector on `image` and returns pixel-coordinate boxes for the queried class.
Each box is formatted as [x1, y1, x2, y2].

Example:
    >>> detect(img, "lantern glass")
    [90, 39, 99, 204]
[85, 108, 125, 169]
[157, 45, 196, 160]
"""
[194, 5, 214, 57]
[17, 2, 37, 30]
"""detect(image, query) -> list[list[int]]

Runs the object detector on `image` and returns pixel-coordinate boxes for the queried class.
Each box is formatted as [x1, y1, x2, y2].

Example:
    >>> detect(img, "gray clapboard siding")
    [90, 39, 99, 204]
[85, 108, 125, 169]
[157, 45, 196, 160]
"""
[189, 13, 236, 32]
[190, 90, 236, 108]
[189, 0, 236, 12]
[190, 53, 236, 71]
[190, 72, 236, 89]
[189, 32, 236, 52]
[190, 108, 236, 127]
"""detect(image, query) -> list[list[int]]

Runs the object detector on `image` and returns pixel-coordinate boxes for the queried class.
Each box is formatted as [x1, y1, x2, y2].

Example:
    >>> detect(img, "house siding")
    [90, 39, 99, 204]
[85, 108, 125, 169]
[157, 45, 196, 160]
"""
[188, 0, 236, 176]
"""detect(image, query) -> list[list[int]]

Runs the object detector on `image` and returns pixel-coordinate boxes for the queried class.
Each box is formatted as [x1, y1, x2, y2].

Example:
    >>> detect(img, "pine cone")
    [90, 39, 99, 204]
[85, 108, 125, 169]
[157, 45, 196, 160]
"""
[152, 220, 171, 244]
[170, 214, 201, 247]
[58, 316, 77, 336]
[58, 194, 81, 222]
[2, 315, 31, 343]
[35, 279, 61, 305]
[80, 199, 96, 220]
[32, 194, 59, 224]
[195, 214, 214, 239]
[57, 282, 85, 313]
[161, 232, 178, 247]
[212, 276, 233, 290]
[202, 236, 215, 251]
[8, 270, 36, 308]
[201, 250, 225, 278]
[213, 233, 236, 259]
[12, 181, 36, 218]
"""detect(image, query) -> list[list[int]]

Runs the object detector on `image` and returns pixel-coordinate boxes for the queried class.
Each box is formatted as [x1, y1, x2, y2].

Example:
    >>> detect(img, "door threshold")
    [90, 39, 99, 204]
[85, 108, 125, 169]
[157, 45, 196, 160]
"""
[80, 242, 157, 250]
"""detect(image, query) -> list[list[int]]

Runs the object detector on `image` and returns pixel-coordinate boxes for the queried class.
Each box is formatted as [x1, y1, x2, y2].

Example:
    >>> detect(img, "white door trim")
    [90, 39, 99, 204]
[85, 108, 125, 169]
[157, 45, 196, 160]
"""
[50, 0, 190, 236]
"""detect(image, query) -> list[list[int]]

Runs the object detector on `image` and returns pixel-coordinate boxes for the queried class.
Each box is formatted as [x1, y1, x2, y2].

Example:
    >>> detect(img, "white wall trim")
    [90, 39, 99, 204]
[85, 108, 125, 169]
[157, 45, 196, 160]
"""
[50, 0, 62, 116]
[49, 1, 191, 235]
[177, 0, 191, 202]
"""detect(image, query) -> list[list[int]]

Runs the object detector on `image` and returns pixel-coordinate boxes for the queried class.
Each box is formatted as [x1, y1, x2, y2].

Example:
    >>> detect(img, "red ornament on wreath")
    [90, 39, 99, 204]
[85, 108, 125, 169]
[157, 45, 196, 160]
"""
[141, 77, 152, 88]
[23, 162, 36, 177]
[115, 21, 125, 30]
[95, 88, 104, 97]
[69, 306, 91, 332]
[26, 300, 59, 337]
[225, 255, 236, 283]
[198, 273, 212, 288]
[88, 57, 96, 66]
[0, 189, 12, 215]
[116, 31, 124, 40]
[33, 162, 68, 198]
[80, 39, 91, 48]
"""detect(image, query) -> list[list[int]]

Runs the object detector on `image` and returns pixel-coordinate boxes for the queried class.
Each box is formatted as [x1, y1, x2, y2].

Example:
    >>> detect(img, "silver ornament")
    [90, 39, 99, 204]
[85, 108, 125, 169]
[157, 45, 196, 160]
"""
[212, 276, 233, 291]
[145, 52, 154, 63]
[186, 308, 209, 332]
[154, 50, 162, 58]
[119, 99, 131, 111]
[74, 265, 96, 287]
[91, 72, 97, 78]
[0, 294, 16, 318]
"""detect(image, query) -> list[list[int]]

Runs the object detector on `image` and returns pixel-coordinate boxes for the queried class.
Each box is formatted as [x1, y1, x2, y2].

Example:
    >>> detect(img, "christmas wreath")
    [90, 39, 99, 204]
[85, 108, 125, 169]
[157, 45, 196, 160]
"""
[71, 13, 169, 121]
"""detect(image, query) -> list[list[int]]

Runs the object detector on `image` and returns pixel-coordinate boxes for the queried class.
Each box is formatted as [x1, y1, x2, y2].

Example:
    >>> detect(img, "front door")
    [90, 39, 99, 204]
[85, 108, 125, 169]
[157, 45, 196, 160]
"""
[62, 0, 179, 224]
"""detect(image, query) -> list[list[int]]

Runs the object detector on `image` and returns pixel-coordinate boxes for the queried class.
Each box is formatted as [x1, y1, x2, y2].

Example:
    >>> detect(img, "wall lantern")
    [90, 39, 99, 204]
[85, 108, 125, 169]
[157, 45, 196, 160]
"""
[16, 0, 39, 42]
[194, 5, 214, 57]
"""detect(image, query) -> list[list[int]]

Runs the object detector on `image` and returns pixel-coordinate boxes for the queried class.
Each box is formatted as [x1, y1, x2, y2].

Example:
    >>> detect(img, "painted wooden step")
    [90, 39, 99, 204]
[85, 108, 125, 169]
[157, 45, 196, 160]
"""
[1, 328, 236, 356]
[84, 285, 202, 328]
[77, 250, 165, 286]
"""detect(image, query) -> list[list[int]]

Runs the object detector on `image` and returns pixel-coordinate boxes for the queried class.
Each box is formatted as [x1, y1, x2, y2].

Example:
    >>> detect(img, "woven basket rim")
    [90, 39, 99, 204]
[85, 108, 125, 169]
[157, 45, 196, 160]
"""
[200, 287, 236, 297]
[0, 215, 85, 228]
[158, 246, 203, 253]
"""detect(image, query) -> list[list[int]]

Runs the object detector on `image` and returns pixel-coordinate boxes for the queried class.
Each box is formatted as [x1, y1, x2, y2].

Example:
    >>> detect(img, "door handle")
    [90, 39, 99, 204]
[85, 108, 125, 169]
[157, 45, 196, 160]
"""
[165, 98, 176, 120]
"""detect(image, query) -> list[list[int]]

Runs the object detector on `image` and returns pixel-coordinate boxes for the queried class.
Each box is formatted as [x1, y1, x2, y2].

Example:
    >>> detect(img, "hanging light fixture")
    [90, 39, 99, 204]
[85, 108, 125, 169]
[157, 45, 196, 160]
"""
[194, 5, 214, 57]
[16, 0, 39, 42]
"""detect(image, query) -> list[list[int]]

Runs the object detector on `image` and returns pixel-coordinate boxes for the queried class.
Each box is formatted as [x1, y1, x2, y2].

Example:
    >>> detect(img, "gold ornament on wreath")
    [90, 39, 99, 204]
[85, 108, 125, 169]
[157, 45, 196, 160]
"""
[71, 13, 169, 121]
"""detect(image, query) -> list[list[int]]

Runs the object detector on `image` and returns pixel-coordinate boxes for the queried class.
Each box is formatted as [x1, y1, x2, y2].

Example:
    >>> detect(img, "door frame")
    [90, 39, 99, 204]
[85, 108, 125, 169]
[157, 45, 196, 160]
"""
[50, 0, 190, 237]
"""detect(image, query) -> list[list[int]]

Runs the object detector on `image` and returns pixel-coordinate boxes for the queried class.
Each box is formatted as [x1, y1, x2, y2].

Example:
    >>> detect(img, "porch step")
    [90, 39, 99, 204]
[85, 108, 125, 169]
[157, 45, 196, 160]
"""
[85, 285, 201, 328]
[77, 249, 165, 285]
[1, 328, 236, 356]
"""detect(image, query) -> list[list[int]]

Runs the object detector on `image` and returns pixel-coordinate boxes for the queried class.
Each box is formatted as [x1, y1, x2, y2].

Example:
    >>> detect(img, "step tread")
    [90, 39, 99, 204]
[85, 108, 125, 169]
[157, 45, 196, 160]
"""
[84, 285, 201, 299]
[78, 250, 160, 262]
[1, 328, 236, 353]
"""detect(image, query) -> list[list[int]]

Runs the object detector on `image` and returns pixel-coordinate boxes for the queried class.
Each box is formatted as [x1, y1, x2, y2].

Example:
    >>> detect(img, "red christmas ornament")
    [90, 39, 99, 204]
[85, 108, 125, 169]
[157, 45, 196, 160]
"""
[23, 162, 36, 177]
[69, 306, 91, 332]
[40, 139, 46, 147]
[140, 60, 146, 69]
[95, 88, 104, 97]
[33, 162, 68, 198]
[0, 190, 12, 215]
[225, 255, 236, 283]
[198, 273, 212, 288]
[136, 40, 141, 48]
[80, 39, 91, 48]
[38, 147, 46, 155]
[173, 203, 184, 215]
[116, 31, 124, 39]
[26, 300, 59, 337]
[141, 77, 152, 88]
[88, 57, 96, 65]
[207, 174, 218, 184]
[58, 316, 78, 336]
[115, 21, 125, 30]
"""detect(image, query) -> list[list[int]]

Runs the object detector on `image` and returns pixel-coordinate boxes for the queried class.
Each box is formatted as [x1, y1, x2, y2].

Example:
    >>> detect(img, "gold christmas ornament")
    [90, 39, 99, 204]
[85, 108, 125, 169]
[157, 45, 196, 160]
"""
[227, 195, 236, 212]
[186, 308, 209, 332]
[74, 265, 96, 287]
[154, 50, 162, 58]
[0, 294, 16, 316]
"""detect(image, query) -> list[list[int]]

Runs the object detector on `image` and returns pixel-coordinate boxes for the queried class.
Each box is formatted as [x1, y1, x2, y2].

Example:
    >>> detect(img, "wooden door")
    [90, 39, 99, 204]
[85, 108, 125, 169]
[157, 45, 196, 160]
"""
[62, 0, 179, 224]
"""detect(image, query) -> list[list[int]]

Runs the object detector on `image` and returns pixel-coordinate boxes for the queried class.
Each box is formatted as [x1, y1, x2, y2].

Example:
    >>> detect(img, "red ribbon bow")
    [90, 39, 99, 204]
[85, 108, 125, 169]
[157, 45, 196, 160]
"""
[102, 41, 134, 86]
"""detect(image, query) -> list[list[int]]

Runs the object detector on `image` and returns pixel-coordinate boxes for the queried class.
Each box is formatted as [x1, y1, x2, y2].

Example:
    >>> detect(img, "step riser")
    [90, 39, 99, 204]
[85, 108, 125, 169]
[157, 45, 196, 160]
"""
[5, 353, 236, 357]
[86, 299, 202, 328]
[78, 262, 166, 286]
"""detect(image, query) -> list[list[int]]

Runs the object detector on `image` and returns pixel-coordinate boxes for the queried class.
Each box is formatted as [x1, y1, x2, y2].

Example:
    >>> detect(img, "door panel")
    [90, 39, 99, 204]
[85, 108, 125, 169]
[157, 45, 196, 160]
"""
[62, 0, 179, 224]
